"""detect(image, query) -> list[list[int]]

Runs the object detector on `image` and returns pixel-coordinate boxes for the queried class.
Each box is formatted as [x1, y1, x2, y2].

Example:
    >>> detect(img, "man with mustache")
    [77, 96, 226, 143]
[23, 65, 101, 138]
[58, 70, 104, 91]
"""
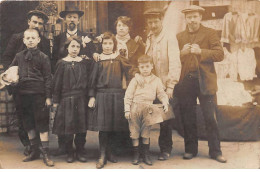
[52, 6, 94, 73]
[1, 10, 50, 157]
[142, 8, 181, 161]
[175, 5, 227, 163]
[52, 6, 94, 162]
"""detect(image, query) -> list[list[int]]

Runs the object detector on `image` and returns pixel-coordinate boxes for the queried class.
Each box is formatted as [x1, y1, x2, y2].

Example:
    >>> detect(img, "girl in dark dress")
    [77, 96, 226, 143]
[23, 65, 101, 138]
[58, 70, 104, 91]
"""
[52, 36, 93, 163]
[88, 32, 132, 169]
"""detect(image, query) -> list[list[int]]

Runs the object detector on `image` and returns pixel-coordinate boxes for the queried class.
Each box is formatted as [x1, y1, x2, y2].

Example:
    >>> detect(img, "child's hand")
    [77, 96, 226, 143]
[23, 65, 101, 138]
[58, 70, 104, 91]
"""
[93, 53, 100, 62]
[135, 73, 145, 88]
[163, 104, 169, 113]
[166, 88, 174, 99]
[125, 112, 131, 120]
[45, 98, 52, 107]
[88, 97, 96, 108]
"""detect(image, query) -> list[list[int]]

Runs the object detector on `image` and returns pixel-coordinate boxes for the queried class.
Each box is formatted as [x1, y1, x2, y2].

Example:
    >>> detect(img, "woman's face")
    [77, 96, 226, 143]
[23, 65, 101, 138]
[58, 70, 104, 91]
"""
[67, 40, 80, 57]
[102, 38, 114, 54]
[116, 20, 129, 37]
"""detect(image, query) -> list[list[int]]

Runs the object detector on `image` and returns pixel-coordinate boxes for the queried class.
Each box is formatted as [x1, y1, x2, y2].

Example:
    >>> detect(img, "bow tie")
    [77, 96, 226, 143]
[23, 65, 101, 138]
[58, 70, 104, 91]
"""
[24, 49, 39, 61]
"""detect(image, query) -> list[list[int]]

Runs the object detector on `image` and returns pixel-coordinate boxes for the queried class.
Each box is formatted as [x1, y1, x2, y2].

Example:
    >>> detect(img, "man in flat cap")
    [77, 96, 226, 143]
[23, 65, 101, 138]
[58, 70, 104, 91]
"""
[175, 5, 227, 163]
[1, 9, 50, 157]
[52, 6, 94, 163]
[137, 7, 181, 162]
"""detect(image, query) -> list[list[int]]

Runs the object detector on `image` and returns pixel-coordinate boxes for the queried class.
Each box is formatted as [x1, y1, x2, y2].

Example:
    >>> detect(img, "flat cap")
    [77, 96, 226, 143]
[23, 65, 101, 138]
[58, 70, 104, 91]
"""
[144, 8, 163, 16]
[181, 5, 205, 14]
[27, 10, 49, 23]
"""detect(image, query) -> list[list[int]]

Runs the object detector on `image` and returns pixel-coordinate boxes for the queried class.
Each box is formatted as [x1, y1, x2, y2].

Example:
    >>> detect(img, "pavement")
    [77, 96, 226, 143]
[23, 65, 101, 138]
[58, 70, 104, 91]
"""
[0, 125, 259, 169]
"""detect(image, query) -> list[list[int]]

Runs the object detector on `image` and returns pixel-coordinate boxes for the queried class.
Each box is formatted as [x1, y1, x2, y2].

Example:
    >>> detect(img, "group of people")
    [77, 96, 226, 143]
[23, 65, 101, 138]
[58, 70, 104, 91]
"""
[1, 4, 227, 168]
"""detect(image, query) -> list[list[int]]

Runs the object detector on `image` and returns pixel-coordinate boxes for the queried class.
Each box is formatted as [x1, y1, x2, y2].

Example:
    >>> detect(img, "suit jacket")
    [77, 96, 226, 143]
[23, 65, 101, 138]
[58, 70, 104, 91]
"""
[1, 32, 50, 70]
[145, 30, 181, 90]
[52, 30, 95, 73]
[176, 25, 224, 95]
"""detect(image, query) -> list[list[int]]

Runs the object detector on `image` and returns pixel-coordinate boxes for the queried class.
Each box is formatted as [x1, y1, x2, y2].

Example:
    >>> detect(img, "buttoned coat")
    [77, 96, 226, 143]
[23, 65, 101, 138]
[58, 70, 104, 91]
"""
[176, 25, 224, 95]
[145, 30, 181, 90]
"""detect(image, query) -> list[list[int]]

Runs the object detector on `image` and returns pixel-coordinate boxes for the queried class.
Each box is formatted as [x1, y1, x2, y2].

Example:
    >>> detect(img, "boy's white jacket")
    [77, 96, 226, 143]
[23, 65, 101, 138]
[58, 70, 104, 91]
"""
[0, 66, 19, 89]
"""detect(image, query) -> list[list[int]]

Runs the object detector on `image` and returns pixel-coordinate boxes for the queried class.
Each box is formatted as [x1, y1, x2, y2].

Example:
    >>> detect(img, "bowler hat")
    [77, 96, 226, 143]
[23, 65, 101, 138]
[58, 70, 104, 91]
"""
[181, 5, 205, 14]
[27, 10, 49, 23]
[60, 6, 84, 18]
[144, 8, 163, 16]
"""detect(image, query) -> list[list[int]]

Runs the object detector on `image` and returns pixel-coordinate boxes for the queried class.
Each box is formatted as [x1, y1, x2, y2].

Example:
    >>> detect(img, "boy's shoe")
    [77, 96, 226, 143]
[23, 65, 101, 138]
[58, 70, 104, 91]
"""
[96, 157, 107, 169]
[23, 145, 31, 156]
[143, 144, 152, 165]
[39, 146, 54, 167]
[132, 146, 139, 165]
[158, 152, 170, 161]
[183, 153, 195, 160]
[23, 149, 40, 162]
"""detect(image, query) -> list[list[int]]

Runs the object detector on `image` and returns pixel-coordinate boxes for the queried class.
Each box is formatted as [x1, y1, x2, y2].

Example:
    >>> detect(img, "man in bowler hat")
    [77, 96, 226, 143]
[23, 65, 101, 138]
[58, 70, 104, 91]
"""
[1, 10, 50, 157]
[175, 5, 227, 163]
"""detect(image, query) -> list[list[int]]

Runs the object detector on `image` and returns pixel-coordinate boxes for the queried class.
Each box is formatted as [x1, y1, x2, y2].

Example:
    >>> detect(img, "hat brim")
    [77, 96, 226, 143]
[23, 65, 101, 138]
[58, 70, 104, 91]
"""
[60, 11, 84, 18]
[181, 9, 205, 14]
[27, 10, 49, 23]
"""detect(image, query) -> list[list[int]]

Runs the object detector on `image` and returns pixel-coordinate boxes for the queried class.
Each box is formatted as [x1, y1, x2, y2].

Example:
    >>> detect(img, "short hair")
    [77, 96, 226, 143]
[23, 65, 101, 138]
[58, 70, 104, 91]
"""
[137, 54, 153, 65]
[115, 16, 133, 32]
[101, 31, 117, 52]
[24, 28, 40, 38]
[64, 36, 83, 56]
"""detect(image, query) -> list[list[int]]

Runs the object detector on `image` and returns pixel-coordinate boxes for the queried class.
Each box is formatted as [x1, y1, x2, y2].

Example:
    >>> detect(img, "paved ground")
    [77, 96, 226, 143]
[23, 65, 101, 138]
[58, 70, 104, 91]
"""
[0, 125, 259, 169]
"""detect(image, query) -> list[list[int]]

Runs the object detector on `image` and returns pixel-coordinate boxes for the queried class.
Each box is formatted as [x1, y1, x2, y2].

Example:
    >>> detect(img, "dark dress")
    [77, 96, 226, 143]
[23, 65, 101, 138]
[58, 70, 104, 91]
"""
[88, 54, 132, 131]
[52, 58, 93, 135]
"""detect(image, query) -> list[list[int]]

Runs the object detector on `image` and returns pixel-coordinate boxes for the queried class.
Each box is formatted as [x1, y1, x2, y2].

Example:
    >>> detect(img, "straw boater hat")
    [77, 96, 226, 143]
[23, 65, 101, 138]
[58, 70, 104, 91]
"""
[27, 10, 49, 23]
[0, 66, 19, 90]
[59, 6, 84, 18]
[181, 5, 205, 14]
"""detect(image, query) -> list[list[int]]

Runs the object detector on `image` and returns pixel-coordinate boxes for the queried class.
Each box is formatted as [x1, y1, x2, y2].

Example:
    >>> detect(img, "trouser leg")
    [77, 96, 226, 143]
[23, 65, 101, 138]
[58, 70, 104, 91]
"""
[199, 94, 222, 158]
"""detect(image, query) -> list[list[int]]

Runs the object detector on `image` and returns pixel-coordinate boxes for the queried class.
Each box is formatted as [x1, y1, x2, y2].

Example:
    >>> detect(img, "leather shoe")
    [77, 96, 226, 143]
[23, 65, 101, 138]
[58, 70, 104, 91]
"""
[211, 155, 227, 163]
[52, 148, 66, 156]
[158, 152, 170, 161]
[76, 151, 87, 162]
[23, 145, 31, 156]
[67, 152, 75, 163]
[183, 153, 194, 160]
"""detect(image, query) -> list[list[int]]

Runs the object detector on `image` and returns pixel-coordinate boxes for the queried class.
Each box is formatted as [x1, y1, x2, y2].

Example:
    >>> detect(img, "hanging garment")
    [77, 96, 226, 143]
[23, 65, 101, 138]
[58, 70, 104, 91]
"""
[237, 48, 256, 81]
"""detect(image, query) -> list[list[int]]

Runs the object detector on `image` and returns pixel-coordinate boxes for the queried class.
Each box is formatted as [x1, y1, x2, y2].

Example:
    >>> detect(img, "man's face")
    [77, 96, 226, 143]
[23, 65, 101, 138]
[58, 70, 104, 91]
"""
[65, 13, 80, 31]
[185, 11, 202, 32]
[23, 30, 40, 49]
[147, 17, 163, 36]
[138, 62, 153, 77]
[28, 15, 44, 32]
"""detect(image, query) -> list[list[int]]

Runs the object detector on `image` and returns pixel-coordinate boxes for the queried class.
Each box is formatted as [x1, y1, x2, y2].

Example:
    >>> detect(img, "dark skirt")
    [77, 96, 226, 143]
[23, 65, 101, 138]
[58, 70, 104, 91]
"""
[53, 94, 87, 135]
[87, 89, 129, 132]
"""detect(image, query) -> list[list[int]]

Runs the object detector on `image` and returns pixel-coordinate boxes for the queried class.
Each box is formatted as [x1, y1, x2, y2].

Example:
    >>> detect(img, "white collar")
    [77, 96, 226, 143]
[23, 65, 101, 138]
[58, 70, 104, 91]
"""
[67, 29, 78, 37]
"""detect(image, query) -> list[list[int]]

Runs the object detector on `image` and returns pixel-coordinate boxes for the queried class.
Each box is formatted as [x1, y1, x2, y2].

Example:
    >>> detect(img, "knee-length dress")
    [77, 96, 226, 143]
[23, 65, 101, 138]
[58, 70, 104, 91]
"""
[52, 59, 93, 135]
[87, 54, 132, 131]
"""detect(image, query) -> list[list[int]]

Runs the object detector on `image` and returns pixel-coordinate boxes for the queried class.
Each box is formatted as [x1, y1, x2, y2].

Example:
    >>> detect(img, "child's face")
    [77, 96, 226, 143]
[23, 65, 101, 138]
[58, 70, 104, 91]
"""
[23, 31, 40, 49]
[102, 38, 114, 54]
[67, 40, 81, 57]
[138, 62, 153, 77]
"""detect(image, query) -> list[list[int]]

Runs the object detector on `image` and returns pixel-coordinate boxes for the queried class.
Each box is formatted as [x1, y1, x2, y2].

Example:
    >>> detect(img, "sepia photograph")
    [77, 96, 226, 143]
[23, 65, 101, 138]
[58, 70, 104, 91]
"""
[0, 0, 259, 169]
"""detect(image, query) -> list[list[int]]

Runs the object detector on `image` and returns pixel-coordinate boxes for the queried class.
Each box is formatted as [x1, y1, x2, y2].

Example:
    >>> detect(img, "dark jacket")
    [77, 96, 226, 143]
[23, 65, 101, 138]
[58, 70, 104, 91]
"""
[1, 32, 50, 70]
[176, 25, 224, 95]
[52, 31, 95, 73]
[10, 48, 52, 98]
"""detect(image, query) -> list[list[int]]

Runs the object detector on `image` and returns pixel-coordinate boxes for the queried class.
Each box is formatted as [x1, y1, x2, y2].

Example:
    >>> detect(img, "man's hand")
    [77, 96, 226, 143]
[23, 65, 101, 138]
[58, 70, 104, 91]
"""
[163, 104, 169, 113]
[45, 98, 52, 107]
[135, 73, 145, 88]
[181, 43, 191, 56]
[190, 44, 201, 55]
[93, 53, 100, 62]
[166, 88, 174, 99]
[88, 97, 96, 108]
[125, 112, 131, 120]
